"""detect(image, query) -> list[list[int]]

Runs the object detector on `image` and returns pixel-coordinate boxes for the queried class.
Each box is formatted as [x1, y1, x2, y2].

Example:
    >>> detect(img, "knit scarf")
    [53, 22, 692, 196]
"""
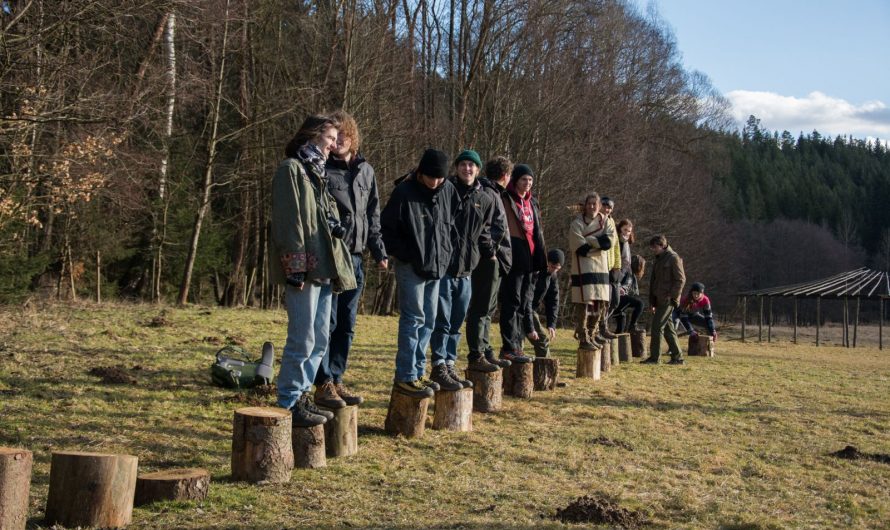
[509, 183, 536, 256]
[296, 142, 327, 178]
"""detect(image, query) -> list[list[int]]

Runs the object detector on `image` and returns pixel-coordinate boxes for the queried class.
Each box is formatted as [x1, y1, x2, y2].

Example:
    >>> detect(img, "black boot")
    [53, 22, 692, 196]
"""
[291, 397, 327, 427]
[447, 364, 473, 388]
[484, 349, 511, 368]
[430, 363, 462, 391]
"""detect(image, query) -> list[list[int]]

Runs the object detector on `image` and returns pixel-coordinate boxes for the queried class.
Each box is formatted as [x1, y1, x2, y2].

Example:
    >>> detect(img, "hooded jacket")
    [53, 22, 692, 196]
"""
[448, 177, 496, 278]
[325, 154, 387, 262]
[478, 177, 512, 274]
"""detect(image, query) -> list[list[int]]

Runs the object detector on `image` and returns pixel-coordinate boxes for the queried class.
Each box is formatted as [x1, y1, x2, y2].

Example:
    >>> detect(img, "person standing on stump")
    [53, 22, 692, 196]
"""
[597, 196, 622, 342]
[527, 249, 564, 357]
[381, 149, 457, 398]
[270, 115, 357, 427]
[568, 193, 612, 351]
[314, 110, 387, 410]
[642, 234, 686, 365]
[429, 149, 496, 389]
[676, 282, 717, 341]
[498, 164, 547, 365]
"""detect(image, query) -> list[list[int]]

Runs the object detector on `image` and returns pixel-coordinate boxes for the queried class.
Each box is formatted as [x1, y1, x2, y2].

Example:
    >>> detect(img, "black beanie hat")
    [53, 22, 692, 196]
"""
[417, 149, 450, 179]
[600, 196, 615, 208]
[510, 163, 534, 182]
[690, 282, 705, 293]
[547, 248, 565, 266]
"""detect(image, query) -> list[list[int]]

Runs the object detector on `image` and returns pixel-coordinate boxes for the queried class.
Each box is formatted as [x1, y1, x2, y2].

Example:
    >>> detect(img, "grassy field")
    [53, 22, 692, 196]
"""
[0, 302, 888, 529]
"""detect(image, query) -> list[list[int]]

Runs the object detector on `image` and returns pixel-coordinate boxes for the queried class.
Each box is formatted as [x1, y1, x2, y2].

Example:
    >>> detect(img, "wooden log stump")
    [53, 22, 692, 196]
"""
[610, 337, 620, 366]
[617, 333, 632, 362]
[533, 357, 560, 390]
[631, 329, 647, 358]
[134, 468, 210, 507]
[502, 362, 534, 398]
[0, 447, 32, 530]
[688, 335, 716, 357]
[384, 387, 430, 438]
[601, 340, 612, 373]
[292, 424, 326, 469]
[231, 406, 293, 484]
[320, 405, 358, 458]
[575, 348, 601, 380]
[432, 388, 474, 431]
[466, 369, 503, 413]
[44, 451, 138, 529]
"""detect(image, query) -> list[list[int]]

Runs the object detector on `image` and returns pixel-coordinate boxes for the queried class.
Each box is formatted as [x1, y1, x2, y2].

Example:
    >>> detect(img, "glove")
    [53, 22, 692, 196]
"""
[596, 234, 612, 250]
[286, 272, 306, 289]
[575, 244, 592, 257]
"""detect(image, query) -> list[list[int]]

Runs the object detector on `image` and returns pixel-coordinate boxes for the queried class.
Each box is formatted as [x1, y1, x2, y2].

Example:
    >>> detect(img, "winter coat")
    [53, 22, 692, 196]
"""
[380, 174, 457, 280]
[619, 270, 639, 296]
[568, 213, 611, 304]
[532, 270, 560, 329]
[269, 158, 357, 292]
[649, 246, 685, 307]
[502, 187, 546, 274]
[478, 177, 512, 274]
[605, 216, 622, 271]
[448, 177, 496, 278]
[325, 154, 387, 262]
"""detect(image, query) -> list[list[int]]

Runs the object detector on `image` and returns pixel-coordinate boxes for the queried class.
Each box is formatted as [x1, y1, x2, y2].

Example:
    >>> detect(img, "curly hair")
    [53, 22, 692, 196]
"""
[329, 109, 361, 156]
[484, 156, 513, 181]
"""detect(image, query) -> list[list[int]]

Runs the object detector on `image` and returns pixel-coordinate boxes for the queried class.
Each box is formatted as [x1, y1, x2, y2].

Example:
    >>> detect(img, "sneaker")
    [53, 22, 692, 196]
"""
[484, 349, 511, 368]
[447, 364, 473, 388]
[394, 379, 434, 398]
[418, 376, 441, 392]
[430, 364, 462, 391]
[640, 357, 660, 364]
[291, 398, 327, 427]
[301, 393, 334, 420]
[500, 350, 531, 364]
[467, 354, 499, 373]
[667, 358, 685, 365]
[314, 381, 346, 409]
[334, 382, 364, 406]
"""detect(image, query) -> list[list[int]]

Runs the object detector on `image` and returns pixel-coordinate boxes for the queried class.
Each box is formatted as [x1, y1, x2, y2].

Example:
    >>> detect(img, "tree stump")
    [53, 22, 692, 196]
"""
[610, 337, 620, 366]
[320, 405, 358, 458]
[231, 406, 293, 484]
[533, 357, 560, 390]
[502, 362, 534, 398]
[688, 335, 715, 357]
[0, 447, 32, 530]
[575, 348, 601, 380]
[292, 424, 326, 469]
[617, 333, 632, 362]
[432, 388, 474, 431]
[134, 468, 210, 506]
[466, 369, 503, 412]
[384, 386, 430, 438]
[601, 340, 612, 373]
[44, 451, 138, 529]
[631, 329, 647, 358]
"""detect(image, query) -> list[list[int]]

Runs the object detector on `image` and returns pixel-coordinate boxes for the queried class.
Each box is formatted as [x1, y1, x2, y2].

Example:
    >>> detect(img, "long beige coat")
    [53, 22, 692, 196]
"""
[568, 213, 612, 304]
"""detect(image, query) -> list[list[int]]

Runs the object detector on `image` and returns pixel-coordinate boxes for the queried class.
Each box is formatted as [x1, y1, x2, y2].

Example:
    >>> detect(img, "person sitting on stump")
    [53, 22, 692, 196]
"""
[676, 282, 717, 341]
[380, 149, 457, 398]
[614, 253, 645, 333]
[642, 234, 686, 365]
[568, 193, 612, 351]
[528, 249, 564, 357]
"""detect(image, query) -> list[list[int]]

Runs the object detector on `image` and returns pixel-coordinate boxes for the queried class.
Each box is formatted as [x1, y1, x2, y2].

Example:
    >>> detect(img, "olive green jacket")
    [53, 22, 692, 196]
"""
[648, 246, 685, 307]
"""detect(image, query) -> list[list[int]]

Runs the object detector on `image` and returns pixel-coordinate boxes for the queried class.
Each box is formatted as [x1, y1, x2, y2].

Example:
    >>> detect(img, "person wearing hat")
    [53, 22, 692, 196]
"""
[498, 163, 547, 364]
[597, 196, 623, 342]
[527, 248, 565, 357]
[381, 148, 458, 397]
[429, 149, 498, 388]
[675, 282, 717, 341]
[642, 234, 686, 365]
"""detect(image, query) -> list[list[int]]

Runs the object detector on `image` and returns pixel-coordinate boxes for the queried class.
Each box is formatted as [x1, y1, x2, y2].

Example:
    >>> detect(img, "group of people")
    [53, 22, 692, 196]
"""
[269, 112, 716, 427]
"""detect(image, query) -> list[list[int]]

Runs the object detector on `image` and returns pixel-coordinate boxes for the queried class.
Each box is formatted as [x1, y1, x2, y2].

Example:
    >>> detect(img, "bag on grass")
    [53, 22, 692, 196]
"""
[210, 342, 275, 388]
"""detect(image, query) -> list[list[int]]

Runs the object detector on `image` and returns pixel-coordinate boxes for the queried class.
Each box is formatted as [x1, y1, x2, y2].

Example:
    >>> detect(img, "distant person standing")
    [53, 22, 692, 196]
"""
[598, 196, 622, 341]
[676, 282, 717, 341]
[568, 193, 612, 350]
[528, 249, 564, 357]
[642, 234, 686, 365]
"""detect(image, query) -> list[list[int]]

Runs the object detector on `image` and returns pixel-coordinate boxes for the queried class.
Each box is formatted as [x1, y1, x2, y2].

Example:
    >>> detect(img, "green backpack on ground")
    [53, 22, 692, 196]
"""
[210, 342, 275, 388]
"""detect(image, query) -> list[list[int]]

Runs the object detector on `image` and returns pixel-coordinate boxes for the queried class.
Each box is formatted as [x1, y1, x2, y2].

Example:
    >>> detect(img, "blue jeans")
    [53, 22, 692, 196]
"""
[276, 282, 332, 410]
[394, 260, 440, 382]
[430, 275, 472, 366]
[315, 254, 364, 385]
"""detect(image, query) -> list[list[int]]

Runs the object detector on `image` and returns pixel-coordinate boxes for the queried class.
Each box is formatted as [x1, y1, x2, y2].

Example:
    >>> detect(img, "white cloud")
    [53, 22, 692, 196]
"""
[726, 90, 890, 142]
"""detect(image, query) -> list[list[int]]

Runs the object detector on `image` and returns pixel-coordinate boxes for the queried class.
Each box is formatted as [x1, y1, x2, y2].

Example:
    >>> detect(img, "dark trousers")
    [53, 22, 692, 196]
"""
[498, 268, 535, 353]
[613, 295, 644, 332]
[315, 254, 364, 384]
[678, 312, 716, 336]
[465, 258, 500, 358]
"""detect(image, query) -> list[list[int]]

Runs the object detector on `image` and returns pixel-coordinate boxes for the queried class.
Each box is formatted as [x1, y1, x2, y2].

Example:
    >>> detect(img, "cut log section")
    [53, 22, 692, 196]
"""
[631, 329, 647, 358]
[134, 468, 210, 506]
[320, 405, 358, 458]
[384, 387, 430, 438]
[432, 388, 473, 431]
[44, 451, 138, 529]
[688, 335, 716, 357]
[231, 406, 293, 484]
[502, 362, 534, 398]
[0, 447, 32, 530]
[575, 348, 601, 380]
[533, 357, 560, 391]
[466, 368, 503, 413]
[601, 340, 612, 373]
[617, 333, 632, 362]
[292, 424, 326, 469]
[610, 337, 620, 366]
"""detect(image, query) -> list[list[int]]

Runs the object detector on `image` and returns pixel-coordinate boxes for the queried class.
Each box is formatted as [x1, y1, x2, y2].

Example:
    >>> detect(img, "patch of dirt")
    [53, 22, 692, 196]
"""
[221, 384, 277, 406]
[146, 311, 172, 328]
[590, 435, 634, 451]
[829, 445, 890, 464]
[89, 366, 138, 385]
[225, 335, 246, 346]
[552, 494, 645, 528]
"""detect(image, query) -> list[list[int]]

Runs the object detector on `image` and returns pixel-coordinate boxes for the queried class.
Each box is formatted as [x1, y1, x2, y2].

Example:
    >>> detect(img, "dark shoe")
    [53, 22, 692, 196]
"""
[484, 349, 511, 368]
[335, 382, 364, 406]
[467, 354, 499, 373]
[593, 335, 607, 345]
[667, 358, 685, 365]
[431, 364, 462, 391]
[394, 380, 434, 398]
[500, 350, 532, 364]
[291, 398, 327, 427]
[418, 376, 441, 392]
[314, 381, 346, 409]
[599, 327, 619, 340]
[640, 357, 660, 364]
[578, 340, 600, 351]
[301, 393, 334, 420]
[534, 348, 550, 358]
[447, 364, 473, 388]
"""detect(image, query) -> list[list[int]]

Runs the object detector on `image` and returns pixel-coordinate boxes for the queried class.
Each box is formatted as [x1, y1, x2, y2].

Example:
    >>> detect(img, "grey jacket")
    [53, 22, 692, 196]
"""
[325, 154, 387, 262]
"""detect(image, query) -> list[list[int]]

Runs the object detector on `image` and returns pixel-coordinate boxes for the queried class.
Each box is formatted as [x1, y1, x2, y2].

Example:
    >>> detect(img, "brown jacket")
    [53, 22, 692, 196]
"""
[648, 246, 685, 307]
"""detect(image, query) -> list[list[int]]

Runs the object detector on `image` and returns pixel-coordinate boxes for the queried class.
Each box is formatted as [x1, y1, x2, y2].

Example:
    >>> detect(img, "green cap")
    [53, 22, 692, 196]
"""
[455, 149, 482, 168]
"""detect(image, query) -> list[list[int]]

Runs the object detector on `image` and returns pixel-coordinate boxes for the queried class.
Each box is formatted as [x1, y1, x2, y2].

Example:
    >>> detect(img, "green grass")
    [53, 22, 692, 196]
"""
[1, 302, 888, 529]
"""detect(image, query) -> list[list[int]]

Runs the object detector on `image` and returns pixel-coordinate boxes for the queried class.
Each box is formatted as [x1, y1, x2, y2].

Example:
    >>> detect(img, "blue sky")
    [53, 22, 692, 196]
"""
[647, 0, 890, 142]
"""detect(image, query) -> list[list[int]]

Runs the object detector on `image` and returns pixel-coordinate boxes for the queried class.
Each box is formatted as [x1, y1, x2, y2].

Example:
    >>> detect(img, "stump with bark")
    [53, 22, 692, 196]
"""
[601, 340, 612, 373]
[688, 335, 715, 357]
[533, 357, 559, 390]
[617, 333, 632, 362]
[134, 468, 210, 506]
[502, 362, 534, 398]
[44, 451, 138, 529]
[610, 337, 620, 366]
[231, 406, 293, 484]
[432, 388, 473, 431]
[292, 424, 326, 469]
[575, 348, 601, 380]
[0, 447, 32, 530]
[631, 329, 647, 358]
[466, 369, 502, 412]
[384, 386, 430, 438]
[320, 405, 358, 458]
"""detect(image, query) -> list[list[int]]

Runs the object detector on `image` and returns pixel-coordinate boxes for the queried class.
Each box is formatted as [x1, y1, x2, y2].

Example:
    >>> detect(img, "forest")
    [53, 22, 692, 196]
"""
[1, 0, 887, 314]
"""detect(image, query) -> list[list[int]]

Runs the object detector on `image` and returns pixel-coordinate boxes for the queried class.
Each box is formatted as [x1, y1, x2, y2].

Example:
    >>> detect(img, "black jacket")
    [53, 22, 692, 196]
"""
[448, 177, 496, 278]
[532, 270, 560, 329]
[503, 187, 547, 274]
[381, 174, 457, 280]
[478, 177, 512, 275]
[325, 155, 387, 262]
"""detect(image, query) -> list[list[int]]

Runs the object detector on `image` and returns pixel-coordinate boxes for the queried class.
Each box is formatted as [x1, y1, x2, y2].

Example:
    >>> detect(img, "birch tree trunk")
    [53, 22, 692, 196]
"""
[153, 11, 176, 302]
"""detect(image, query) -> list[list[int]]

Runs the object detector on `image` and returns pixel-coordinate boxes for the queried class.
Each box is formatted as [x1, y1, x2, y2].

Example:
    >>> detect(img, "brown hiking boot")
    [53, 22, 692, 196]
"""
[314, 381, 346, 409]
[599, 320, 619, 339]
[467, 354, 499, 373]
[335, 382, 364, 406]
